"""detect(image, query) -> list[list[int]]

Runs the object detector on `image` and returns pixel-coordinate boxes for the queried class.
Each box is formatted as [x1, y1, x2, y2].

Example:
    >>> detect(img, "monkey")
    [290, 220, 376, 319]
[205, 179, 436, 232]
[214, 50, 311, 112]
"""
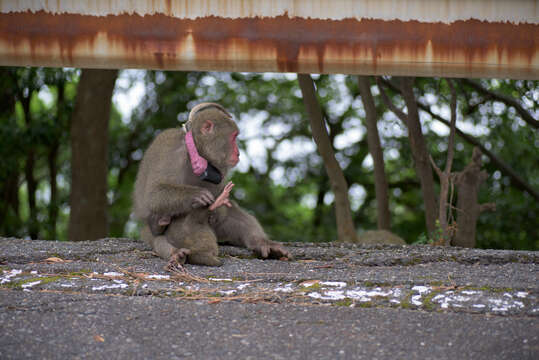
[133, 102, 290, 267]
[146, 181, 235, 267]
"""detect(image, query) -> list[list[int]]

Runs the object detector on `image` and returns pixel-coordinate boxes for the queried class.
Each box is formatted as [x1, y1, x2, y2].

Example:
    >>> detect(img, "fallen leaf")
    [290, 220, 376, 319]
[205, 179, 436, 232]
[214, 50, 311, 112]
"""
[43, 257, 73, 264]
[93, 335, 105, 342]
[208, 299, 221, 304]
[298, 260, 316, 263]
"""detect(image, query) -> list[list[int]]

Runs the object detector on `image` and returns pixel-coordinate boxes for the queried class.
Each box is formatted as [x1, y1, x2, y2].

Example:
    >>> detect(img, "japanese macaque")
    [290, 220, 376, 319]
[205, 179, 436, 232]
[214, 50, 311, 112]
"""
[133, 103, 290, 267]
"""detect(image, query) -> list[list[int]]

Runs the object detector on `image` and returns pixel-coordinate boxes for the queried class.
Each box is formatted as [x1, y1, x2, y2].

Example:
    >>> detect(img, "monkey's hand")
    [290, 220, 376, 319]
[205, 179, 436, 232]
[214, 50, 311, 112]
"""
[191, 189, 215, 209]
[209, 181, 234, 211]
[251, 238, 292, 261]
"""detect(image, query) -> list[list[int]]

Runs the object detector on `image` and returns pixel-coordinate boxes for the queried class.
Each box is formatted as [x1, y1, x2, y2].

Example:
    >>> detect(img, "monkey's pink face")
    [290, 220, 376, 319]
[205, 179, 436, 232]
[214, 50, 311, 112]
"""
[228, 130, 239, 167]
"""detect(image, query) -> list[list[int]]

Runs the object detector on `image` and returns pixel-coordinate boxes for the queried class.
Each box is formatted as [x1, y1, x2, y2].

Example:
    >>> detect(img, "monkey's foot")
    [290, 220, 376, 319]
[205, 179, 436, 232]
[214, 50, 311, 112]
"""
[253, 240, 293, 261]
[164, 248, 191, 272]
[188, 253, 223, 267]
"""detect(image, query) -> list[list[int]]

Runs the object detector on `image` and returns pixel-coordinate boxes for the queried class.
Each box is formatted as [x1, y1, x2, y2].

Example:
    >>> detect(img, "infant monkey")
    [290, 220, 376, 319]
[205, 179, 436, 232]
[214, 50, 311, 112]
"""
[134, 103, 290, 267]
[148, 182, 234, 236]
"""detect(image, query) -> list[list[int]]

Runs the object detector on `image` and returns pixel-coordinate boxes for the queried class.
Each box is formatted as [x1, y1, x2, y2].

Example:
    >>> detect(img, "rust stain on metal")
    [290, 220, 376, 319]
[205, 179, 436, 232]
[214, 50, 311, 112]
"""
[0, 10, 537, 78]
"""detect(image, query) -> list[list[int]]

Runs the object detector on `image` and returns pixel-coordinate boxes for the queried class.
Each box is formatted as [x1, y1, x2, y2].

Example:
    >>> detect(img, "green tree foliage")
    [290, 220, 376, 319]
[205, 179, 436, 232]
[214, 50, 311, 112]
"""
[0, 68, 77, 239]
[0, 68, 537, 250]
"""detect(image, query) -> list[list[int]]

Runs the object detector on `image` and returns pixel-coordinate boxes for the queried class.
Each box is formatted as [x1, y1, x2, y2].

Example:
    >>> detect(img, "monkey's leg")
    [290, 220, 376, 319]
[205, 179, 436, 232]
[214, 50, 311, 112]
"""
[211, 203, 291, 260]
[166, 220, 222, 267]
[140, 225, 191, 269]
[184, 228, 222, 267]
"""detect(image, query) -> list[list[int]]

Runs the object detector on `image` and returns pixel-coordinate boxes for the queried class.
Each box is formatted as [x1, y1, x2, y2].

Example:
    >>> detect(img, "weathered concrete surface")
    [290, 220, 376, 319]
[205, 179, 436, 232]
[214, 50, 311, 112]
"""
[1, 237, 538, 359]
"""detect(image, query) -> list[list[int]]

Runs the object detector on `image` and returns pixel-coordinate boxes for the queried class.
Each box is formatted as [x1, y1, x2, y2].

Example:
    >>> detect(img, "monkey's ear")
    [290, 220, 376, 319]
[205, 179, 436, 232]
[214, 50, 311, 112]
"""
[201, 120, 214, 135]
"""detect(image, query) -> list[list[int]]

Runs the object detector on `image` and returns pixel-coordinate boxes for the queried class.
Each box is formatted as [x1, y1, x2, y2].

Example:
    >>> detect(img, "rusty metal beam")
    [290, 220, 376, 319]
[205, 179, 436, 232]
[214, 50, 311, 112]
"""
[0, 0, 537, 79]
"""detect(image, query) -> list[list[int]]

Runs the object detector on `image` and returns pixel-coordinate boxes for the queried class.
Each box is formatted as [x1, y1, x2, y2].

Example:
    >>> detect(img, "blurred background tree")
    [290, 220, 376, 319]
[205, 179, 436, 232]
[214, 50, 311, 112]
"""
[0, 67, 537, 250]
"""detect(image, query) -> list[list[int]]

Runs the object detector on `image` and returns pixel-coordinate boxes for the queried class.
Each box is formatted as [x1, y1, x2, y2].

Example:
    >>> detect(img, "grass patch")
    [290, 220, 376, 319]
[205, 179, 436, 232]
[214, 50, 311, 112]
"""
[356, 302, 374, 308]
[422, 290, 440, 311]
[301, 283, 322, 291]
[400, 292, 413, 309]
[361, 281, 392, 288]
[66, 270, 92, 276]
[3, 276, 62, 289]
[334, 298, 353, 307]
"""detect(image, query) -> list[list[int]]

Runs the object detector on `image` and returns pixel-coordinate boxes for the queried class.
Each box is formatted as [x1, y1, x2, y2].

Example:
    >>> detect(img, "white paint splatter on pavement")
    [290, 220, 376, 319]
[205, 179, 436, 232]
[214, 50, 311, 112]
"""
[219, 290, 237, 296]
[1, 269, 22, 284]
[321, 281, 347, 288]
[309, 291, 346, 300]
[92, 283, 128, 291]
[21, 280, 41, 288]
[274, 283, 294, 293]
[103, 272, 124, 277]
[146, 274, 170, 280]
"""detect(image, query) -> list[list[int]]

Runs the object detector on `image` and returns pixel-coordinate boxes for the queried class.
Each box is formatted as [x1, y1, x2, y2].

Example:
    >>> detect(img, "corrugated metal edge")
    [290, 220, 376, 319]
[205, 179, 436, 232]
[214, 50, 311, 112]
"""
[0, 0, 537, 24]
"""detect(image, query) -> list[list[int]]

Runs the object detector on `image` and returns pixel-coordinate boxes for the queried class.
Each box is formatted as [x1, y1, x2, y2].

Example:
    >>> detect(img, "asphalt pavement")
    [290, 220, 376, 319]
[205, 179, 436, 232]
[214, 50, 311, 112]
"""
[1, 237, 537, 359]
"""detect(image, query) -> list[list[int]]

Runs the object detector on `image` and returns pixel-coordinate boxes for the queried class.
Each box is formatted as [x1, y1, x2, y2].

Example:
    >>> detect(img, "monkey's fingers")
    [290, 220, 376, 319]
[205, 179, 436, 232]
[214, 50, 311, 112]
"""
[193, 190, 215, 208]
[202, 192, 215, 204]
[209, 186, 233, 210]
[252, 244, 270, 258]
[218, 183, 234, 199]
[224, 181, 235, 192]
[266, 243, 292, 260]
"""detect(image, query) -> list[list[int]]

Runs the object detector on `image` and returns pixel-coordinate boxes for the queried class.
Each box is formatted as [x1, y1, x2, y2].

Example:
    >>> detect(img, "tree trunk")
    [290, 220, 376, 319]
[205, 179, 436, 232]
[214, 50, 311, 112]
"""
[398, 77, 437, 235]
[0, 174, 20, 235]
[453, 148, 495, 247]
[429, 80, 457, 245]
[298, 74, 358, 243]
[357, 76, 391, 230]
[48, 144, 59, 240]
[452, 148, 496, 248]
[68, 69, 118, 241]
[48, 81, 64, 240]
[21, 96, 39, 239]
[377, 77, 437, 235]
[0, 70, 21, 236]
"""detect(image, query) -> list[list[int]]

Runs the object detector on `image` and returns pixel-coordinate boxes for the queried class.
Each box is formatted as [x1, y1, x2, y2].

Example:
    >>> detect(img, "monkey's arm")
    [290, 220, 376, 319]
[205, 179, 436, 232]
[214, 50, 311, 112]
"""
[147, 183, 215, 218]
[211, 203, 291, 260]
